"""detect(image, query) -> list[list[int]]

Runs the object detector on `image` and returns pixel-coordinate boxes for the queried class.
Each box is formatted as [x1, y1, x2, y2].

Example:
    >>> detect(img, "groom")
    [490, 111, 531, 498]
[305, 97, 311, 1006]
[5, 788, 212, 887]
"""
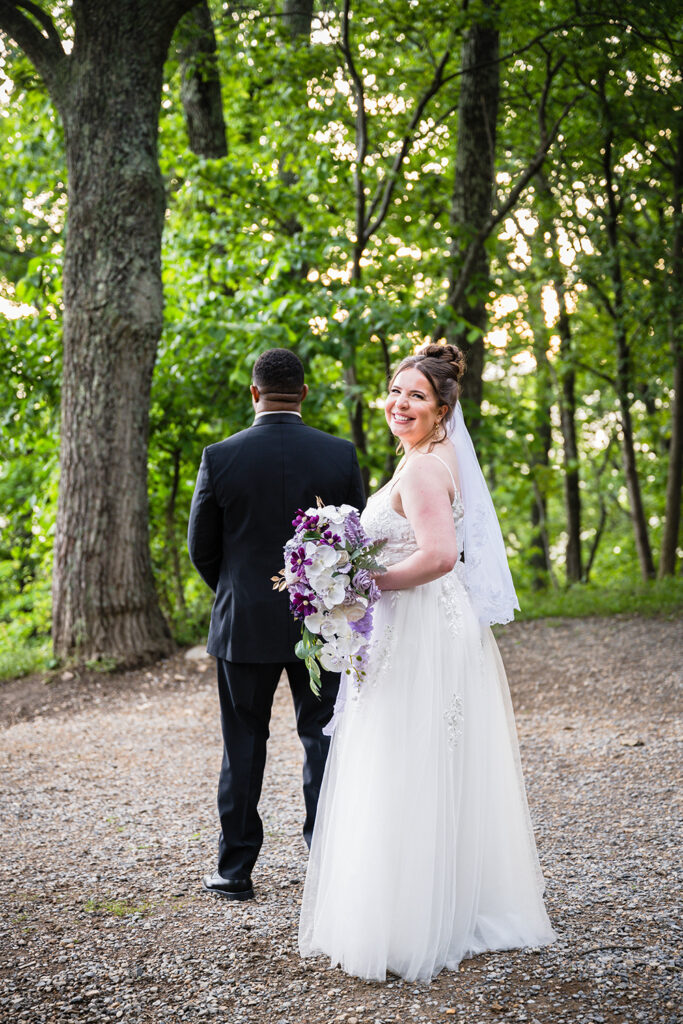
[188, 348, 365, 900]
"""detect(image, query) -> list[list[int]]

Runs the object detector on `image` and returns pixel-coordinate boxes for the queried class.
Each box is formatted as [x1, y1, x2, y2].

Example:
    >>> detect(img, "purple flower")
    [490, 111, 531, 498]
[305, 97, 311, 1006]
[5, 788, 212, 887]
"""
[351, 607, 374, 637]
[352, 569, 380, 603]
[291, 590, 318, 620]
[289, 545, 312, 576]
[320, 528, 342, 546]
[344, 511, 364, 545]
[293, 510, 319, 532]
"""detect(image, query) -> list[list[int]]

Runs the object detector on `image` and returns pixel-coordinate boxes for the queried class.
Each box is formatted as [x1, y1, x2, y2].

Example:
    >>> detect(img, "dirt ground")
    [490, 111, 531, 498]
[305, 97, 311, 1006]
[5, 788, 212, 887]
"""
[1, 614, 681, 1024]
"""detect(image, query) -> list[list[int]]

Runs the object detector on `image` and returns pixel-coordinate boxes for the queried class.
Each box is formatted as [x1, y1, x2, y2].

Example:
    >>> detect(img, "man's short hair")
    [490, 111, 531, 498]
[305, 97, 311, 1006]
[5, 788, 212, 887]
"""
[253, 348, 305, 395]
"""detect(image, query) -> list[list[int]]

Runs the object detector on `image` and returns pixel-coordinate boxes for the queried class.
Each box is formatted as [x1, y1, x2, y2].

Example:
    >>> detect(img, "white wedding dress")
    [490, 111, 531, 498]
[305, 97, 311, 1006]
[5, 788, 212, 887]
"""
[299, 463, 556, 982]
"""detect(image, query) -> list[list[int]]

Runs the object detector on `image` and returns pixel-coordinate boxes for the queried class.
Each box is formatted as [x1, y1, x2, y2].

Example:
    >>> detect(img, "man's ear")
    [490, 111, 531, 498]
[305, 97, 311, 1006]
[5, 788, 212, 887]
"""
[250, 384, 260, 402]
[300, 384, 309, 402]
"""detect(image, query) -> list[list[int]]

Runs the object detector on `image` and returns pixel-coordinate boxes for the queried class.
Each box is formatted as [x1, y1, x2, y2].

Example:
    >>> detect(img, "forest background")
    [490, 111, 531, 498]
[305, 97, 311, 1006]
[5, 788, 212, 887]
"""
[0, 0, 681, 681]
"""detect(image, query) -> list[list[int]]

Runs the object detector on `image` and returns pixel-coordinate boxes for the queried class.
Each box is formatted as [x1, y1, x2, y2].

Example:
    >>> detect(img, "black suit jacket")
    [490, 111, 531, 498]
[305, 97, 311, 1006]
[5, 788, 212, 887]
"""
[187, 413, 366, 662]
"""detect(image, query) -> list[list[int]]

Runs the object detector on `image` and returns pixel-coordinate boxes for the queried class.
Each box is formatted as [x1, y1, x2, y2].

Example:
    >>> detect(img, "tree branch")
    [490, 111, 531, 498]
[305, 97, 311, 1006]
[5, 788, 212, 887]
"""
[574, 359, 616, 387]
[583, 276, 617, 320]
[177, 0, 227, 158]
[0, 0, 67, 97]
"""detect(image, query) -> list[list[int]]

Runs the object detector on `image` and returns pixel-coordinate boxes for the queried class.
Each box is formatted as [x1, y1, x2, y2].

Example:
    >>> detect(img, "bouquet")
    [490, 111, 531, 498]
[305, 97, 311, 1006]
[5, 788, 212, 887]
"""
[273, 500, 385, 696]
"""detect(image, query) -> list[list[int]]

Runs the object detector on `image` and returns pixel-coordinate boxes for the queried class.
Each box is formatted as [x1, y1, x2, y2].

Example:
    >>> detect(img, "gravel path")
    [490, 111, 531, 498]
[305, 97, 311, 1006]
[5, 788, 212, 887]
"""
[1, 616, 681, 1024]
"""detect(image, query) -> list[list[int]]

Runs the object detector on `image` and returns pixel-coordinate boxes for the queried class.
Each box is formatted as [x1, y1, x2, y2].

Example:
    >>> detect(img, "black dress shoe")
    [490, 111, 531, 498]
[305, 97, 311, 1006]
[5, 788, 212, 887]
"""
[202, 872, 254, 901]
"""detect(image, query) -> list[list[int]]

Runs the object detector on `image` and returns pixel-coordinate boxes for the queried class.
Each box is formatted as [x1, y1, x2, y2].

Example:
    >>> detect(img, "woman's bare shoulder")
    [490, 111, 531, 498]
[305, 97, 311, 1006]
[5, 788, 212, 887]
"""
[400, 449, 452, 488]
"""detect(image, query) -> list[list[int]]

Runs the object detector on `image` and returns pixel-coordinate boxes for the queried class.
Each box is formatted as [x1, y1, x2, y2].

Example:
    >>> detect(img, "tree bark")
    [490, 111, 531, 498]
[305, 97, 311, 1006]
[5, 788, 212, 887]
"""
[659, 119, 683, 577]
[178, 0, 227, 158]
[446, 6, 500, 429]
[0, 0, 198, 665]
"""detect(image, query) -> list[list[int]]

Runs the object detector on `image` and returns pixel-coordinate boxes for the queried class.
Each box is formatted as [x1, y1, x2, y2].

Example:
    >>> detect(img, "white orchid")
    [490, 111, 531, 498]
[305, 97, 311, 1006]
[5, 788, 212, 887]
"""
[319, 607, 354, 639]
[318, 574, 349, 609]
[303, 609, 325, 633]
[316, 503, 358, 526]
[319, 644, 348, 673]
[305, 541, 338, 576]
[318, 631, 364, 672]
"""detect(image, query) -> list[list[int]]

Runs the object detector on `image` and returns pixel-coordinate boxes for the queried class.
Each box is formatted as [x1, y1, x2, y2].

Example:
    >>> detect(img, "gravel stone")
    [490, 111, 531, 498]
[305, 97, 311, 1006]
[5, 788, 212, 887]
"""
[0, 615, 681, 1023]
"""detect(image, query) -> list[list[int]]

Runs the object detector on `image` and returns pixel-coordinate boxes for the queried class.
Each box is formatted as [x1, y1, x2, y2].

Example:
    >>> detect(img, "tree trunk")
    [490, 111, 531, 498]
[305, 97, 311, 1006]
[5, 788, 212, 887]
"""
[556, 289, 583, 583]
[283, 0, 315, 40]
[543, 221, 582, 580]
[165, 448, 188, 616]
[48, 5, 193, 663]
[611, 320, 656, 581]
[529, 325, 553, 590]
[343, 359, 369, 495]
[178, 0, 227, 158]
[277, 0, 314, 250]
[446, 7, 500, 429]
[602, 123, 655, 580]
[584, 433, 614, 582]
[535, 163, 583, 581]
[659, 119, 683, 577]
[660, 344, 683, 576]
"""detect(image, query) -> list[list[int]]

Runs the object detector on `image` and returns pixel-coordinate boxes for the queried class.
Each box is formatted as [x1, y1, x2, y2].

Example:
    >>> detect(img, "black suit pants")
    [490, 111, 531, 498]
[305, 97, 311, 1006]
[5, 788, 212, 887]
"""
[214, 658, 339, 878]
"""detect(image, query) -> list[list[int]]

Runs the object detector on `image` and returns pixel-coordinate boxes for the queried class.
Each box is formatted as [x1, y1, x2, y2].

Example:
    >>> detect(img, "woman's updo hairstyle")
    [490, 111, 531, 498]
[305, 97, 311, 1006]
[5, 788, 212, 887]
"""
[390, 342, 466, 445]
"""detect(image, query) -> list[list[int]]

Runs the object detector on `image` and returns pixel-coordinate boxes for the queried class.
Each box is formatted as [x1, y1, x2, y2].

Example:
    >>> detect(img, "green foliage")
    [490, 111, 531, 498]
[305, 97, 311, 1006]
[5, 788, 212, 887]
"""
[1, 0, 681, 677]
[0, 635, 51, 683]
[516, 576, 683, 621]
[0, 64, 63, 678]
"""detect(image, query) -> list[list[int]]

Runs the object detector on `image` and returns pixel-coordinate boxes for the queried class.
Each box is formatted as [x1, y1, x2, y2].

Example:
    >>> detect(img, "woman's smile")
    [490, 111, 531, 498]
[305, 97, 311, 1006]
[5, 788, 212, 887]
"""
[385, 366, 444, 448]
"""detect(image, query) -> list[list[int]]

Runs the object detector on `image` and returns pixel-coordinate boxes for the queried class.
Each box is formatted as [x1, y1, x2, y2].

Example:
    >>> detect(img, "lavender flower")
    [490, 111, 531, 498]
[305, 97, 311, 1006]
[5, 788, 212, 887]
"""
[343, 510, 364, 546]
[351, 607, 374, 638]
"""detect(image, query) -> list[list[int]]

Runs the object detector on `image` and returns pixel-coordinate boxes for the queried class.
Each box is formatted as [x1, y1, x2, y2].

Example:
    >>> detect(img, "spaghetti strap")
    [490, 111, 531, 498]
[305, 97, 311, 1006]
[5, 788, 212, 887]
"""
[386, 452, 459, 499]
[427, 452, 457, 495]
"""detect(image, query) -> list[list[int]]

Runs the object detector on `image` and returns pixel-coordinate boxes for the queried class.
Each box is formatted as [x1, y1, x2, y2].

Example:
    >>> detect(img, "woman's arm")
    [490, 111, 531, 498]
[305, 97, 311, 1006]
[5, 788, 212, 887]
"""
[376, 458, 458, 591]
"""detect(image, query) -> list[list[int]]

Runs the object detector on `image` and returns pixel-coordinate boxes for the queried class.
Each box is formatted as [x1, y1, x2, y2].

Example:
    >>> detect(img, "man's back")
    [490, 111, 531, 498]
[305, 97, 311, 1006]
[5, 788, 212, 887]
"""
[188, 348, 365, 895]
[188, 413, 365, 661]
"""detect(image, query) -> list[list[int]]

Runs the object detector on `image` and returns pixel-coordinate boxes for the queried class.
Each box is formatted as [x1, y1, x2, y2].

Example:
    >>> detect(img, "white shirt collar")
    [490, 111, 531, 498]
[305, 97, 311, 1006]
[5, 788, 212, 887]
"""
[253, 410, 302, 420]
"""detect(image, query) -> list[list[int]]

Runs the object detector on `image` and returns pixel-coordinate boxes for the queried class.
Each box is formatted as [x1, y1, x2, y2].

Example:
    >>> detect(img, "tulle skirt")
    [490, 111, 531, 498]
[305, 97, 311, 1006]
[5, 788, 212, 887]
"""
[298, 569, 556, 982]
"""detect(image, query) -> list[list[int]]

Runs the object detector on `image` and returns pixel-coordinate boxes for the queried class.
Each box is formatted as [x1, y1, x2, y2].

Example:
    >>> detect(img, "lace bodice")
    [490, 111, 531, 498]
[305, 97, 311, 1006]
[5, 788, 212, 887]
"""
[361, 480, 465, 568]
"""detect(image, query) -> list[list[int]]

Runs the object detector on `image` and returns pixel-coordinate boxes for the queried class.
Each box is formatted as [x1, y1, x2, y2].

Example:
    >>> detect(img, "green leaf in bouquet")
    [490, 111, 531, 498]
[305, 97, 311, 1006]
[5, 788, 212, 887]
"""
[307, 655, 322, 698]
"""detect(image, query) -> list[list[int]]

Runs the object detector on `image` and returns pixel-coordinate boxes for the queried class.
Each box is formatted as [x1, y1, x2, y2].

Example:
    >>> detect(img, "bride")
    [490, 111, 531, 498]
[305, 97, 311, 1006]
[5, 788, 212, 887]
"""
[298, 342, 556, 982]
